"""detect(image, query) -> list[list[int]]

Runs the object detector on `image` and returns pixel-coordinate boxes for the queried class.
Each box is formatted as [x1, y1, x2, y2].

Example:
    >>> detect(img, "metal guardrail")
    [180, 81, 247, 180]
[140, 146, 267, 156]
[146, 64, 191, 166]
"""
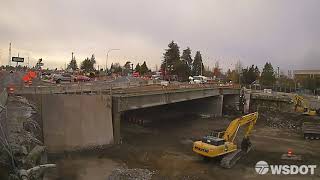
[13, 81, 240, 95]
[0, 88, 8, 107]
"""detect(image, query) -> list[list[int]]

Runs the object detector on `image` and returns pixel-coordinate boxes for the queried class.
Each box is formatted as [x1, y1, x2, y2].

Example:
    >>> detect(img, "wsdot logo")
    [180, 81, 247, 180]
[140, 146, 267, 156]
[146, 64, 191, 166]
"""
[255, 161, 317, 175]
[255, 161, 269, 175]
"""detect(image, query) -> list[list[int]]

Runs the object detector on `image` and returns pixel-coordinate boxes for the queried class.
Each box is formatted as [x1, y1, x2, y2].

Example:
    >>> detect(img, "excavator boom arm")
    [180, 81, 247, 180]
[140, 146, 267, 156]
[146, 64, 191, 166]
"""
[294, 95, 309, 109]
[222, 112, 258, 142]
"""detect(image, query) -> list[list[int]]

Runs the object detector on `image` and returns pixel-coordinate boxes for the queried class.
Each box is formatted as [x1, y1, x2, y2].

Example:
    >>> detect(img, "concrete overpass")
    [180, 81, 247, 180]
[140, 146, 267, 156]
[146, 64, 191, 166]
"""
[18, 84, 240, 153]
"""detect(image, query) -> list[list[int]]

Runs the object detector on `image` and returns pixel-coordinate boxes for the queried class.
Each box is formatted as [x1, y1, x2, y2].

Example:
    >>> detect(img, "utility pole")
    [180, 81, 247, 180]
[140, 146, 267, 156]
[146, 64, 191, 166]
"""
[27, 57, 29, 68]
[8, 42, 11, 66]
[106, 49, 120, 75]
[131, 63, 134, 74]
[277, 66, 280, 78]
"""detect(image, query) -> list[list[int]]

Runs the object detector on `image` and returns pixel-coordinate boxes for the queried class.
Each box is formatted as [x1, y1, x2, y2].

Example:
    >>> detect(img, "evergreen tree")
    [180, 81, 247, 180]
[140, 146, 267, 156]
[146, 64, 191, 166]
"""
[254, 66, 260, 80]
[110, 63, 122, 74]
[90, 54, 96, 65]
[175, 60, 190, 81]
[67, 57, 78, 70]
[140, 61, 149, 75]
[80, 57, 93, 72]
[80, 54, 96, 72]
[192, 51, 204, 76]
[162, 41, 180, 75]
[135, 63, 141, 73]
[241, 65, 260, 85]
[260, 62, 276, 86]
[181, 47, 193, 71]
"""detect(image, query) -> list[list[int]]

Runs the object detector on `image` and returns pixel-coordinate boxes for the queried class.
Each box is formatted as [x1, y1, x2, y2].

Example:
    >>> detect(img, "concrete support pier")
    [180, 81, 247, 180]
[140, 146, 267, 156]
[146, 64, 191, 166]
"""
[112, 97, 122, 144]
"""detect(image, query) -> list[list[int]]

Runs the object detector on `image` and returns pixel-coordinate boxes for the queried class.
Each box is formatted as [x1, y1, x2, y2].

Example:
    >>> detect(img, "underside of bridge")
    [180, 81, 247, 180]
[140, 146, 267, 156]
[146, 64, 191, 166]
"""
[113, 94, 239, 143]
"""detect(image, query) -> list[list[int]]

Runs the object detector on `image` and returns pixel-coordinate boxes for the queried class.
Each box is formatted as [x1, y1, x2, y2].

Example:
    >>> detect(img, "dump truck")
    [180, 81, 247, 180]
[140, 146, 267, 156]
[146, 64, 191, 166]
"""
[302, 122, 320, 140]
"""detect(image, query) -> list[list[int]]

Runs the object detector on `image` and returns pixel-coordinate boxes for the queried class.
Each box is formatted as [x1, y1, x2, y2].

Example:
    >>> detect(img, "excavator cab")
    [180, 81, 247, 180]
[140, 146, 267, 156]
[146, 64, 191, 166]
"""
[201, 136, 225, 146]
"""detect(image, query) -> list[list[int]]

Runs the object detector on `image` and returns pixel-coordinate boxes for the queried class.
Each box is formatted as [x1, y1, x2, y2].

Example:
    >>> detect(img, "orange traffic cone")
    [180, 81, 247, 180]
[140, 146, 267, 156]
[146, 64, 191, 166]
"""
[8, 86, 14, 95]
[287, 148, 293, 157]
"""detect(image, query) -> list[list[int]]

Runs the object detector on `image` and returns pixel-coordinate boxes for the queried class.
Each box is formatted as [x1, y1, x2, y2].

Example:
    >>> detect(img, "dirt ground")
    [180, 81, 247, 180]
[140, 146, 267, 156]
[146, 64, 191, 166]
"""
[48, 111, 320, 180]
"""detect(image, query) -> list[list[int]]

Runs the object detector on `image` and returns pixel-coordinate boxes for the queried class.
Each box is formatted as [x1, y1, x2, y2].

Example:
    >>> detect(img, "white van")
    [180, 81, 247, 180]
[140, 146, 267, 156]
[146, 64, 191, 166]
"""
[190, 76, 207, 84]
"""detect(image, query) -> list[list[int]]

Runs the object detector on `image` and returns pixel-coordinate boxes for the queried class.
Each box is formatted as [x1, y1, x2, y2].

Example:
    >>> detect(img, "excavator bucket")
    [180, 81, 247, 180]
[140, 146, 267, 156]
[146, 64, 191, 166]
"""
[241, 137, 252, 153]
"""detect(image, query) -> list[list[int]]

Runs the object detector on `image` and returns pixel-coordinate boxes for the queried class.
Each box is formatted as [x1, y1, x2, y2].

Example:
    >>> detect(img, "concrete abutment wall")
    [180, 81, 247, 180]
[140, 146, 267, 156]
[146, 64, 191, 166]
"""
[41, 94, 113, 153]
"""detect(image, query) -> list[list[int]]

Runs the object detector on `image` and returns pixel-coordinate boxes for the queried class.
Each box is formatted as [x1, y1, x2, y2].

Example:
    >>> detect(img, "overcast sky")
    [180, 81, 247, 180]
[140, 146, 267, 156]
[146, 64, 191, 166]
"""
[1, 0, 319, 72]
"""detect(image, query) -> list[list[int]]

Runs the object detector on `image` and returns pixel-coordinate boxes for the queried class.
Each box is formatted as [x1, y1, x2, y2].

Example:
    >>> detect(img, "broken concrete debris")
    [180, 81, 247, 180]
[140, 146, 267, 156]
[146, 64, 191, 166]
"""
[108, 168, 155, 180]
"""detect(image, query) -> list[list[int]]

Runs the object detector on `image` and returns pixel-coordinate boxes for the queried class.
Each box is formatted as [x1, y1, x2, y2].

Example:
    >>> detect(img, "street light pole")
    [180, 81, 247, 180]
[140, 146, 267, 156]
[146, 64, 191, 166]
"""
[106, 49, 120, 75]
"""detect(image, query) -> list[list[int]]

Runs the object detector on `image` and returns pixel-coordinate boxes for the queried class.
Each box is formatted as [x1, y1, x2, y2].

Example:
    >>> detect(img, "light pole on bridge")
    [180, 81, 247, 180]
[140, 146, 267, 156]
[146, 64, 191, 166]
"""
[106, 49, 120, 75]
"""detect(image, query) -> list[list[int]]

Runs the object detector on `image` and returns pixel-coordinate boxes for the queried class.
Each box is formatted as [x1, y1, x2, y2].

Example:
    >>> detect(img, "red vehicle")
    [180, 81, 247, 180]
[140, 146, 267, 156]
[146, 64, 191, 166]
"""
[132, 72, 140, 77]
[74, 75, 90, 82]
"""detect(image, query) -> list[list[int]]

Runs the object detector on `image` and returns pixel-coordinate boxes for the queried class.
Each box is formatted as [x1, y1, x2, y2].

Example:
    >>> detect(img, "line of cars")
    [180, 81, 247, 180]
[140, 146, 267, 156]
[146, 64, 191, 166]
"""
[43, 73, 91, 84]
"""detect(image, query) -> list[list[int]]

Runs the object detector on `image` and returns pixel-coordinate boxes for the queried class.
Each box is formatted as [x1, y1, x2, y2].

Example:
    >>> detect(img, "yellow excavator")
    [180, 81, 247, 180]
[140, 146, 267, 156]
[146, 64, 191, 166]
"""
[293, 95, 317, 116]
[193, 112, 258, 168]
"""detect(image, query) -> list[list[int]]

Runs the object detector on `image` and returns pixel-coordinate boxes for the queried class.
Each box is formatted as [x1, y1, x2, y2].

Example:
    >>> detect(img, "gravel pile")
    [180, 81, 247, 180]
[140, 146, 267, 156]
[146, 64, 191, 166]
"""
[261, 112, 302, 130]
[108, 168, 154, 180]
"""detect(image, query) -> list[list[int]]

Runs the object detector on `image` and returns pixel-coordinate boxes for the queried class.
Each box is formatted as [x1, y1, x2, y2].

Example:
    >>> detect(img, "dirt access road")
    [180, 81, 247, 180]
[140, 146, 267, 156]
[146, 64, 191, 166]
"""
[49, 112, 320, 180]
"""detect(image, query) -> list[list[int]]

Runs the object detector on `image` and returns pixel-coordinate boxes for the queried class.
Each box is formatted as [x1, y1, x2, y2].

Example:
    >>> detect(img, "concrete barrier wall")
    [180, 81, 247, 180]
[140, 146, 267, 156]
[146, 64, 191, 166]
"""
[0, 89, 8, 141]
[41, 94, 113, 153]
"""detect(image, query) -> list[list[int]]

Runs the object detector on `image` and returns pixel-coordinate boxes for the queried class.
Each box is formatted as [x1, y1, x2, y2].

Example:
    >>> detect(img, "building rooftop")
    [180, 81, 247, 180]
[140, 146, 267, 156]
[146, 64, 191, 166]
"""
[293, 70, 320, 75]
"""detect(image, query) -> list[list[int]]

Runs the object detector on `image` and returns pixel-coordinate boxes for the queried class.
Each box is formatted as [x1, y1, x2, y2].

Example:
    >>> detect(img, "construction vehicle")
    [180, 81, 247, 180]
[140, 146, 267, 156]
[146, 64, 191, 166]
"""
[302, 122, 320, 140]
[193, 112, 258, 168]
[292, 95, 320, 140]
[292, 95, 317, 116]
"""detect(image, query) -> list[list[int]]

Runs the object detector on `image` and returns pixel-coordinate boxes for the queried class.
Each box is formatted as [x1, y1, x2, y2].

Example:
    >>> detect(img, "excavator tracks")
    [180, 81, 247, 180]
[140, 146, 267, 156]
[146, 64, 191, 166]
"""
[303, 122, 320, 140]
[220, 149, 244, 168]
[220, 138, 252, 168]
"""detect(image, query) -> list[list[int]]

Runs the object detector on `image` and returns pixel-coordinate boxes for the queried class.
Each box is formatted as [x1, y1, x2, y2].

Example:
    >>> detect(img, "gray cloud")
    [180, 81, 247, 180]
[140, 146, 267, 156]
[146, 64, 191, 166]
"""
[0, 0, 319, 71]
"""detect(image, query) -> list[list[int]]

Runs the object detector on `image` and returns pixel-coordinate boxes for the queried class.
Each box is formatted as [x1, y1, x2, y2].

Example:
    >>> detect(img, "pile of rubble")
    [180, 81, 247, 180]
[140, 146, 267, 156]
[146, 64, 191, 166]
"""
[260, 112, 302, 130]
[108, 167, 154, 180]
[1, 96, 55, 180]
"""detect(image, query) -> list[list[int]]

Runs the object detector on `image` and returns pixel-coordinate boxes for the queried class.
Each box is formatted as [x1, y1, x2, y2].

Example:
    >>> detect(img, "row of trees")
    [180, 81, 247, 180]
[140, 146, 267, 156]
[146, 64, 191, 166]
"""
[67, 54, 150, 75]
[110, 61, 150, 75]
[226, 62, 278, 86]
[161, 41, 206, 81]
[67, 54, 96, 73]
[160, 40, 283, 84]
[225, 62, 302, 93]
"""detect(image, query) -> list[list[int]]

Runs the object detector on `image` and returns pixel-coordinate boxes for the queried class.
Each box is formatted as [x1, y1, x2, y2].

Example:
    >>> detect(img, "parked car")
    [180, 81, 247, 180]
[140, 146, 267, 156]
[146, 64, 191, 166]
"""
[73, 75, 90, 82]
[189, 76, 207, 84]
[52, 74, 72, 84]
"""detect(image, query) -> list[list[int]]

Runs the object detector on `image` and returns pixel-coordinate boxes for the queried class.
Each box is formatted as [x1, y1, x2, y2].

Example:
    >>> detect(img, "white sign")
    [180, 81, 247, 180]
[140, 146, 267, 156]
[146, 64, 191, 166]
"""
[255, 161, 317, 175]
